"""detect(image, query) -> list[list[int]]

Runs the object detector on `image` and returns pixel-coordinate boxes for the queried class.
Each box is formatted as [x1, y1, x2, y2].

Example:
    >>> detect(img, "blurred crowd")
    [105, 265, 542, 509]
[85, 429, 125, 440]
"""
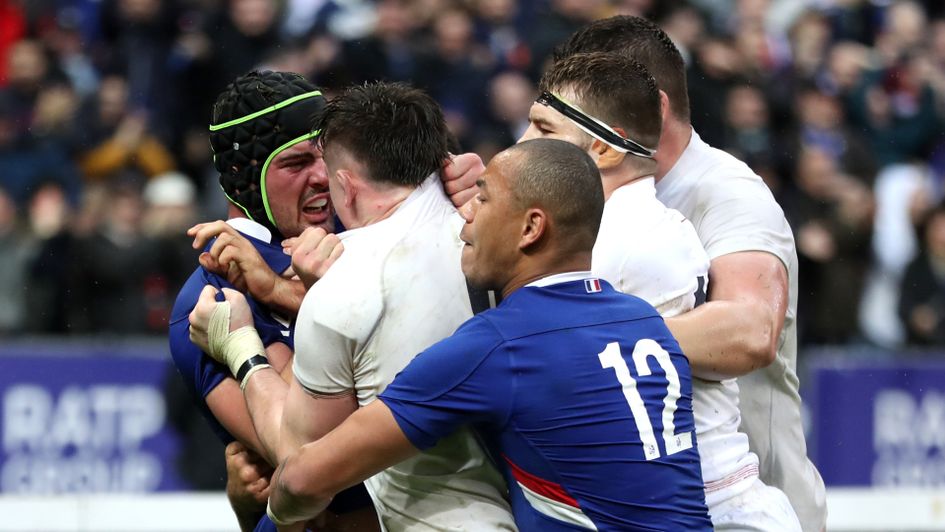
[1, 0, 944, 350]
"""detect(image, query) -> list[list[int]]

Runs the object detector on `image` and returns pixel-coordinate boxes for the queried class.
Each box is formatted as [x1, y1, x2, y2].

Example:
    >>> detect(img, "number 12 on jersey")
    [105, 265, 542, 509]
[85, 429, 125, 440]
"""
[598, 340, 693, 461]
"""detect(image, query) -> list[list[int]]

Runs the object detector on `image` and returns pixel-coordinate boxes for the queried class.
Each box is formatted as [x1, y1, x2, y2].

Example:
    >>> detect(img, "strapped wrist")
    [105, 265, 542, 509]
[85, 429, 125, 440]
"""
[236, 354, 271, 389]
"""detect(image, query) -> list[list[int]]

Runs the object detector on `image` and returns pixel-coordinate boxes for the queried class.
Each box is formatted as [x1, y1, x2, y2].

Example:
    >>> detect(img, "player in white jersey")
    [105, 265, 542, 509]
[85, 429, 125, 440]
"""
[520, 51, 800, 531]
[556, 17, 826, 531]
[189, 82, 515, 531]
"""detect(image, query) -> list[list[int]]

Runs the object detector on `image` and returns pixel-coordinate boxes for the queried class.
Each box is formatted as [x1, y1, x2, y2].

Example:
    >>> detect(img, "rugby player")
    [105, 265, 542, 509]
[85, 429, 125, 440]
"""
[555, 16, 827, 530]
[520, 51, 800, 530]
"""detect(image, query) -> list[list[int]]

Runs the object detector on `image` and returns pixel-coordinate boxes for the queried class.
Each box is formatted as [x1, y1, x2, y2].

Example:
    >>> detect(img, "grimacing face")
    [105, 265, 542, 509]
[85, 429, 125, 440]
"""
[459, 153, 523, 291]
[265, 140, 333, 238]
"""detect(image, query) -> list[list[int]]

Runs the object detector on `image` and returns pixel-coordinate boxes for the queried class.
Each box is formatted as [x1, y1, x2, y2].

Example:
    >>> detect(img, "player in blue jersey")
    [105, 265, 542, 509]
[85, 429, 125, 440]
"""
[240, 138, 711, 531]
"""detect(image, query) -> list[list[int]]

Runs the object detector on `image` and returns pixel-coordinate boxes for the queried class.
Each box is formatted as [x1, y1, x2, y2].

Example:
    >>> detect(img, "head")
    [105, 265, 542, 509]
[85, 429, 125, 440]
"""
[313, 82, 450, 228]
[209, 71, 329, 239]
[554, 15, 690, 124]
[520, 52, 660, 176]
[460, 138, 603, 294]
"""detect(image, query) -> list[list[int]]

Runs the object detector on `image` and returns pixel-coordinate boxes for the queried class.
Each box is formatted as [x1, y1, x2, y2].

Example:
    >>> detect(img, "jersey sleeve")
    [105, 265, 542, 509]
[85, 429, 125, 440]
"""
[378, 317, 509, 450]
[291, 254, 384, 395]
[698, 175, 795, 268]
[292, 319, 359, 394]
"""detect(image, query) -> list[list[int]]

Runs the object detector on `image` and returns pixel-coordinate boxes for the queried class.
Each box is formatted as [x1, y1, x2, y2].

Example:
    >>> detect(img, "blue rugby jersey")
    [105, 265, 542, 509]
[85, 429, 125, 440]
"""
[168, 222, 293, 444]
[380, 274, 712, 531]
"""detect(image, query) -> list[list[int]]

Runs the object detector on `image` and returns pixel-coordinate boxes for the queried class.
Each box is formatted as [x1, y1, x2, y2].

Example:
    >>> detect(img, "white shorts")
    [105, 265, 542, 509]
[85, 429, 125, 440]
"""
[711, 478, 802, 531]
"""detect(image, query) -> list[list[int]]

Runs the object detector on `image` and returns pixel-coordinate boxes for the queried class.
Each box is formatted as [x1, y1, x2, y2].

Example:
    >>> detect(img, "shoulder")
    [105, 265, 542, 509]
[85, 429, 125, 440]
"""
[298, 244, 384, 341]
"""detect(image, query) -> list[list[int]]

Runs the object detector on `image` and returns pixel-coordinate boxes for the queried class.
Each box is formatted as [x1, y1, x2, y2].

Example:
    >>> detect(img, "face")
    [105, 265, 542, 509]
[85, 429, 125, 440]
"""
[265, 140, 332, 238]
[519, 99, 593, 152]
[460, 153, 523, 290]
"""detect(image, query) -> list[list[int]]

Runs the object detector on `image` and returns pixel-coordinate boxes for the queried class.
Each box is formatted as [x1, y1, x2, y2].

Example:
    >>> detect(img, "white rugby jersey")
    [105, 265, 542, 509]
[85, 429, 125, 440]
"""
[656, 129, 827, 532]
[591, 176, 759, 510]
[293, 176, 516, 531]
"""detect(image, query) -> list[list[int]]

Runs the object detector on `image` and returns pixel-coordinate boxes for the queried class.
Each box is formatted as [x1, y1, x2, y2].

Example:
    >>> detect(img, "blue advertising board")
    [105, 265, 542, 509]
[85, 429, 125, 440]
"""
[0, 340, 189, 493]
[806, 355, 945, 487]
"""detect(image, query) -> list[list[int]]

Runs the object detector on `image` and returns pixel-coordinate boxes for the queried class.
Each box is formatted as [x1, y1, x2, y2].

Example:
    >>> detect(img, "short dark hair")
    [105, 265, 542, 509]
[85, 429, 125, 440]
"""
[314, 82, 450, 187]
[505, 138, 603, 253]
[555, 16, 690, 123]
[540, 52, 661, 151]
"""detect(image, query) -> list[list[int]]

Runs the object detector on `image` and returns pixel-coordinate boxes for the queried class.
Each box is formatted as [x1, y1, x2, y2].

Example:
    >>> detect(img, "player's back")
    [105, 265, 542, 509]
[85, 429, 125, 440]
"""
[294, 177, 515, 530]
[485, 277, 712, 531]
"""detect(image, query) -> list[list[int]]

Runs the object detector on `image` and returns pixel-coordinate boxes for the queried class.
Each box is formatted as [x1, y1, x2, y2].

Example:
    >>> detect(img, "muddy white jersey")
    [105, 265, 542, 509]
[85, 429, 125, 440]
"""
[293, 176, 516, 531]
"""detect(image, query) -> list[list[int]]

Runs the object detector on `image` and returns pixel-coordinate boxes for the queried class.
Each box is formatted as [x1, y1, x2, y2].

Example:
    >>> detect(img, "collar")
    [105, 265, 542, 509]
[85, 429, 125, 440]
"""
[226, 217, 274, 244]
[525, 271, 595, 288]
[610, 176, 656, 202]
[337, 173, 441, 241]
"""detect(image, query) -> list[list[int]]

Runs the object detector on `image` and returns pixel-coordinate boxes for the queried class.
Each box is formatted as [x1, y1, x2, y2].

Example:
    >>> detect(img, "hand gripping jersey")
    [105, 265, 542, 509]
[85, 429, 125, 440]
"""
[168, 218, 293, 444]
[380, 274, 712, 532]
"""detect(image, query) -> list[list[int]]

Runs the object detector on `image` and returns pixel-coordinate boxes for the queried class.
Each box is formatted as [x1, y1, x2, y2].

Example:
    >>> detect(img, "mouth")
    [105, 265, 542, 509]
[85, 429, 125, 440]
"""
[302, 193, 331, 222]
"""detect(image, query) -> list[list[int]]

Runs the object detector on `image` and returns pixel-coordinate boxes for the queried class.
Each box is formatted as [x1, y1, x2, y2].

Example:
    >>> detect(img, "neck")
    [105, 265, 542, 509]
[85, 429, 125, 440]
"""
[227, 204, 246, 219]
[499, 251, 592, 299]
[600, 163, 653, 201]
[346, 183, 414, 229]
[654, 117, 692, 181]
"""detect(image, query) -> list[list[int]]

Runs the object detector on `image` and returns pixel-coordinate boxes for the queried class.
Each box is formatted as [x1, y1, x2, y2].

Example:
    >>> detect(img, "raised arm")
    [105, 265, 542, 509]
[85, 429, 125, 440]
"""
[664, 251, 787, 381]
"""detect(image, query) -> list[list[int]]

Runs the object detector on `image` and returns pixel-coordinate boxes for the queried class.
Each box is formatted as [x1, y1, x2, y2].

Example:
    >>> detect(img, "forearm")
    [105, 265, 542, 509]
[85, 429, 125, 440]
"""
[665, 298, 777, 380]
[243, 369, 291, 465]
[268, 453, 334, 529]
[256, 276, 306, 318]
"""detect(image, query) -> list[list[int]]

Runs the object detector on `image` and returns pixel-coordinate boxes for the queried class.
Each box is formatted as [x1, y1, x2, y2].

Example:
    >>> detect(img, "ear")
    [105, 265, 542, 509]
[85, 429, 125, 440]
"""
[519, 207, 547, 251]
[336, 169, 357, 208]
[595, 131, 627, 171]
[659, 90, 671, 123]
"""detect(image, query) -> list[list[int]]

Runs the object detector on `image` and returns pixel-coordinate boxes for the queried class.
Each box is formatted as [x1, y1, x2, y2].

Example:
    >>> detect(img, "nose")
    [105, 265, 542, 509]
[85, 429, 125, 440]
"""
[308, 156, 329, 188]
[461, 198, 477, 223]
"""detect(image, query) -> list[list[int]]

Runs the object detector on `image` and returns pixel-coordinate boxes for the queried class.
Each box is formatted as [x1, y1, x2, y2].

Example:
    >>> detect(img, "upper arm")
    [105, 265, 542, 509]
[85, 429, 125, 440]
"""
[708, 251, 789, 342]
[205, 377, 265, 455]
[280, 376, 359, 454]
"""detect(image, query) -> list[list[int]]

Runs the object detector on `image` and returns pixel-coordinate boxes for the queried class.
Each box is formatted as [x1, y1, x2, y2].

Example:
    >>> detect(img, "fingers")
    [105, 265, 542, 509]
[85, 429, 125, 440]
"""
[196, 284, 220, 308]
[293, 227, 329, 256]
[281, 237, 298, 255]
[188, 220, 236, 250]
[225, 441, 247, 457]
[441, 152, 483, 208]
[221, 287, 248, 306]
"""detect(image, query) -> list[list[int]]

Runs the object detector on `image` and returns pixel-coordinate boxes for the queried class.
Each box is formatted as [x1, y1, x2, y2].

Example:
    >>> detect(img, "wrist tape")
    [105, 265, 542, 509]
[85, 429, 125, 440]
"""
[207, 301, 269, 388]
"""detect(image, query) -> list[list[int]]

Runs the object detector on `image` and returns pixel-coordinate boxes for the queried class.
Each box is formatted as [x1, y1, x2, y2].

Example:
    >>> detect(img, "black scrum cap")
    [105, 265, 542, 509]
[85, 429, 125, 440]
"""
[209, 71, 325, 237]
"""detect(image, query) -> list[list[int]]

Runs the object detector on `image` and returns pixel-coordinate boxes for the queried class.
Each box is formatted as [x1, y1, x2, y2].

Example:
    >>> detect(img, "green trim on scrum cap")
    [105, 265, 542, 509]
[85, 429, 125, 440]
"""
[221, 187, 254, 220]
[260, 130, 321, 228]
[208, 91, 323, 131]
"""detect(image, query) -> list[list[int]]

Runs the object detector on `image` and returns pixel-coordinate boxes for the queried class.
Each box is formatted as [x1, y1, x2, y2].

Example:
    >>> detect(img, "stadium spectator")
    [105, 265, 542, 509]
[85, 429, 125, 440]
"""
[900, 201, 945, 345]
[76, 74, 175, 182]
